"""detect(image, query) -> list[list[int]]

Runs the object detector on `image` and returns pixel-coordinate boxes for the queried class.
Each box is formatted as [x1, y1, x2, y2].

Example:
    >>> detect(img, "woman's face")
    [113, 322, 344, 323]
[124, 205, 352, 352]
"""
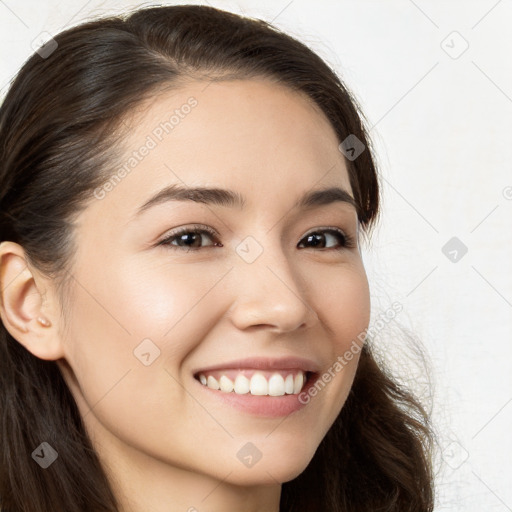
[57, 78, 370, 489]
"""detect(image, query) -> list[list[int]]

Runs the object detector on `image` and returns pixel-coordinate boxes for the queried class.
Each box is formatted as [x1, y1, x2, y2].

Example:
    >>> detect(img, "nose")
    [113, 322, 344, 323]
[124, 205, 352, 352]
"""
[227, 240, 319, 333]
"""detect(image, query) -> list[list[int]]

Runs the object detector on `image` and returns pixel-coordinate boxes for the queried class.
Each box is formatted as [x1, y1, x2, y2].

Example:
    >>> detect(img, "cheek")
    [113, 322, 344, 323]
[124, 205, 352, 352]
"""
[59, 271, 193, 451]
[68, 257, 220, 356]
[303, 261, 370, 424]
[108, 258, 229, 334]
[60, 258, 228, 409]
[314, 260, 371, 350]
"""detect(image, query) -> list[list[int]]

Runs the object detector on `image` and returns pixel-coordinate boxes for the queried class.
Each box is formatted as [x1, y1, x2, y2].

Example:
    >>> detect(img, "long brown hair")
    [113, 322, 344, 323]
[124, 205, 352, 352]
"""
[0, 5, 435, 511]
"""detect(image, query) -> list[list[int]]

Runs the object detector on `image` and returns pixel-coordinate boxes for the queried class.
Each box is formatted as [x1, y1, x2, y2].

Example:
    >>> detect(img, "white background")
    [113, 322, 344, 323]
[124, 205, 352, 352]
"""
[1, 1, 511, 510]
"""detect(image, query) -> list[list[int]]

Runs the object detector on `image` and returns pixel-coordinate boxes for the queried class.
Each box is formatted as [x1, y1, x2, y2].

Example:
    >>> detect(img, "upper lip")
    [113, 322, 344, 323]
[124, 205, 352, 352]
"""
[192, 356, 321, 376]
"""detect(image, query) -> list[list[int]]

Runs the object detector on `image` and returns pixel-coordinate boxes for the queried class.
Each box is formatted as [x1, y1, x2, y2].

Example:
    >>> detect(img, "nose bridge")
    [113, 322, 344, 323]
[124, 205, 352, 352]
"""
[228, 230, 318, 331]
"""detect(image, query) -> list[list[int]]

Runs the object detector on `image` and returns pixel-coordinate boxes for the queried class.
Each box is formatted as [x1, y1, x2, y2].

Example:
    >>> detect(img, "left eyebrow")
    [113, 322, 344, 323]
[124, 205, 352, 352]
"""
[133, 184, 358, 218]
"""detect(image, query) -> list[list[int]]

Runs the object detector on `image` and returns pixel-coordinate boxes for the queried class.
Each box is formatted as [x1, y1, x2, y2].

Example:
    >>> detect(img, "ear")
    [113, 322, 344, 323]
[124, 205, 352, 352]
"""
[0, 241, 65, 360]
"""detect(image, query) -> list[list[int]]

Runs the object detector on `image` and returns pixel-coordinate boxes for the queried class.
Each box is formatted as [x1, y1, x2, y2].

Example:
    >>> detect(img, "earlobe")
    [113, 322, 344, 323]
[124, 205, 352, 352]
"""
[0, 241, 64, 360]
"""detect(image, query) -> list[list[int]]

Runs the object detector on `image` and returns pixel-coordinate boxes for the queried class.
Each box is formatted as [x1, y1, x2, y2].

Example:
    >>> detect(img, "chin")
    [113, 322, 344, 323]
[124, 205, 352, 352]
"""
[222, 446, 317, 486]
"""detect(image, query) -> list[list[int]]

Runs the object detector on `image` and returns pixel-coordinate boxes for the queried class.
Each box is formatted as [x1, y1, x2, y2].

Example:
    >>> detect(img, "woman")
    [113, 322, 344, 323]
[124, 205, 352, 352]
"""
[0, 5, 435, 511]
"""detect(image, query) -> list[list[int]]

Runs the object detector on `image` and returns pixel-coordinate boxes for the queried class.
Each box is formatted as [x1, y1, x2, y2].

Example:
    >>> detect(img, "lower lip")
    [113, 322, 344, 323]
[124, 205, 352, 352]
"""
[193, 373, 319, 418]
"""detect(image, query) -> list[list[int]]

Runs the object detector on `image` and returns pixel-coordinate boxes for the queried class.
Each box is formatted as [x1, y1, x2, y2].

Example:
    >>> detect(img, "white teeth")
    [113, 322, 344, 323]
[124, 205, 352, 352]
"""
[197, 370, 308, 396]
[250, 373, 268, 395]
[234, 374, 250, 394]
[207, 375, 219, 390]
[284, 374, 294, 394]
[293, 373, 304, 394]
[219, 375, 234, 392]
[268, 374, 285, 396]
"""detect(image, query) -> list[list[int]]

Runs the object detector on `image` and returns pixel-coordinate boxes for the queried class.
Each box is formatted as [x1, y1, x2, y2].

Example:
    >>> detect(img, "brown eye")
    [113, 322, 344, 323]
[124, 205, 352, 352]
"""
[298, 228, 355, 250]
[158, 225, 221, 251]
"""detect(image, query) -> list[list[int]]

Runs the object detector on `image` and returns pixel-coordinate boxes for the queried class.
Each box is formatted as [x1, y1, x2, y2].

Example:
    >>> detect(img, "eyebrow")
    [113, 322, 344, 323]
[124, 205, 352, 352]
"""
[134, 184, 358, 217]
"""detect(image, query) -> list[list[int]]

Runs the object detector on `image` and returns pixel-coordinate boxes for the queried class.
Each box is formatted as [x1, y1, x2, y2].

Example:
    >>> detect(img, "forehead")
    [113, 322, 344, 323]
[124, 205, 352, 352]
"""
[90, 78, 354, 220]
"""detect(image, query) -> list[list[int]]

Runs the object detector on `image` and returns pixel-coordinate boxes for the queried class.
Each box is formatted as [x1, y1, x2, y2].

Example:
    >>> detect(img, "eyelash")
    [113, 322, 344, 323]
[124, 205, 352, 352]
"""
[157, 224, 357, 252]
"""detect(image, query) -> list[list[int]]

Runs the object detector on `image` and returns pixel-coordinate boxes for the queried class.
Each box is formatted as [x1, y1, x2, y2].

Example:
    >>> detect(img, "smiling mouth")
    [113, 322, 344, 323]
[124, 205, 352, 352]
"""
[193, 369, 313, 396]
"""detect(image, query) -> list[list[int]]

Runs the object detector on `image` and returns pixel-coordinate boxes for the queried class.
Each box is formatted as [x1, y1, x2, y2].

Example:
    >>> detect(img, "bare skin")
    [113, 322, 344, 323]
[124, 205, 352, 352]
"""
[0, 78, 371, 512]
